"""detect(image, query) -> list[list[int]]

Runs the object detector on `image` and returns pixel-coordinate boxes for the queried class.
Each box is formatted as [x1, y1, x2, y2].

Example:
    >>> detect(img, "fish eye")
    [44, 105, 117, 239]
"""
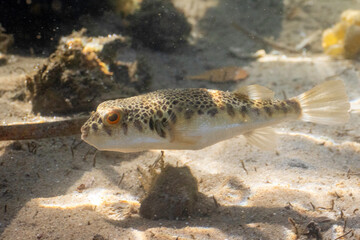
[105, 110, 121, 125]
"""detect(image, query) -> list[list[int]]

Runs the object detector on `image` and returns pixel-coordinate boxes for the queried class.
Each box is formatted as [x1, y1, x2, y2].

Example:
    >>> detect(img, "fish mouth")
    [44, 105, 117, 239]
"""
[81, 112, 103, 141]
[81, 132, 88, 140]
[80, 117, 93, 140]
[80, 124, 89, 139]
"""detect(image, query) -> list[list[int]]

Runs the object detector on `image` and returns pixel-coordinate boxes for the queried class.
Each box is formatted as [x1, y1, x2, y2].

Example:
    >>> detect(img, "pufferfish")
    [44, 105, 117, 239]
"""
[81, 80, 350, 152]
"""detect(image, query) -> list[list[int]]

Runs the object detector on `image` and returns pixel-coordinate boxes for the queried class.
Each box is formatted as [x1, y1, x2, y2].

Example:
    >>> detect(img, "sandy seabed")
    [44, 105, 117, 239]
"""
[1, 0, 360, 239]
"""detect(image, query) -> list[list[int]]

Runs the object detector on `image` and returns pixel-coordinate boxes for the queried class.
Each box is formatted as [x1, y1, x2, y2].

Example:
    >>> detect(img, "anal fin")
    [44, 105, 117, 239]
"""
[243, 126, 277, 150]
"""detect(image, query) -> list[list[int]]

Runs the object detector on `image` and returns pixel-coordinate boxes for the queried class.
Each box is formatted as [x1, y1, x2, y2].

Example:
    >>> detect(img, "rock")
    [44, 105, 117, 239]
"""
[26, 30, 151, 115]
[139, 165, 198, 220]
[0, 25, 13, 53]
[129, 0, 191, 52]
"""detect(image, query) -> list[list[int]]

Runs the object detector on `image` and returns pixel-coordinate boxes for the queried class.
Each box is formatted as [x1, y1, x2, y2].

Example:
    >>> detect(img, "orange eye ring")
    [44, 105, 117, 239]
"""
[105, 111, 121, 125]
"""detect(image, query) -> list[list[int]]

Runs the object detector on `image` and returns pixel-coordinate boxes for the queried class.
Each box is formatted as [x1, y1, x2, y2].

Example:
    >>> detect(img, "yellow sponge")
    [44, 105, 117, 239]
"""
[322, 9, 360, 58]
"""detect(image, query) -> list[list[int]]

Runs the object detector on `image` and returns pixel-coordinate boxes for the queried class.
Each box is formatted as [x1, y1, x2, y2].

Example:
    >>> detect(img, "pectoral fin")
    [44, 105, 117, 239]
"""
[170, 119, 203, 148]
[244, 127, 277, 150]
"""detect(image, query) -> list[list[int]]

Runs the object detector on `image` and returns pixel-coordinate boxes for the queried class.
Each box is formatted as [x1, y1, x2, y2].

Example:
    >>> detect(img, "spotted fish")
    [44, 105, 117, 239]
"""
[81, 80, 350, 152]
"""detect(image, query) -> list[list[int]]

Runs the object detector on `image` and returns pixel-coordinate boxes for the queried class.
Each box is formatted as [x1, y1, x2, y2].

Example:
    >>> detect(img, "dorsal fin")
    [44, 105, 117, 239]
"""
[234, 85, 274, 100]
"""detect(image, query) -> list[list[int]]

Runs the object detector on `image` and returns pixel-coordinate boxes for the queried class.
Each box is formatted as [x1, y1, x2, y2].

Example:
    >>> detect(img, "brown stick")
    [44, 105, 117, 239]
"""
[335, 230, 353, 240]
[0, 117, 88, 141]
[232, 22, 300, 54]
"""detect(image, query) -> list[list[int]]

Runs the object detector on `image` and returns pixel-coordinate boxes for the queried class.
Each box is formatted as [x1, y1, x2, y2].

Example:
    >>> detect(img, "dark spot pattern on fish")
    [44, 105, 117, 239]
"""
[226, 104, 235, 117]
[122, 122, 128, 135]
[252, 108, 260, 116]
[282, 106, 288, 114]
[103, 126, 112, 136]
[240, 106, 248, 117]
[162, 118, 168, 127]
[170, 113, 177, 124]
[207, 108, 218, 117]
[156, 110, 163, 118]
[91, 123, 98, 131]
[288, 100, 301, 113]
[184, 109, 194, 119]
[134, 120, 143, 132]
[264, 106, 273, 117]
[149, 118, 155, 131]
[155, 119, 166, 138]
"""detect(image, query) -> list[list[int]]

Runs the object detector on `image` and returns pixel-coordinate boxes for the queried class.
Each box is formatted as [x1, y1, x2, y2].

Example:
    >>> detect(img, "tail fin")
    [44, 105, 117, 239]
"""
[295, 80, 350, 125]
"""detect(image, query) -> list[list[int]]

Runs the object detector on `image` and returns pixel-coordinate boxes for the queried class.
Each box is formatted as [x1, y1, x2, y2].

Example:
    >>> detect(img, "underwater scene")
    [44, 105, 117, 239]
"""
[0, 0, 360, 239]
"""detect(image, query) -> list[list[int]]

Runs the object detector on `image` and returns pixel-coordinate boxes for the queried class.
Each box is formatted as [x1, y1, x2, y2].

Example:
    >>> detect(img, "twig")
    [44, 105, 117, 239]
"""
[288, 217, 299, 235]
[27, 141, 38, 154]
[152, 151, 165, 169]
[92, 150, 97, 167]
[340, 210, 344, 219]
[335, 230, 353, 240]
[295, 30, 322, 51]
[212, 196, 219, 208]
[70, 146, 75, 160]
[240, 160, 248, 175]
[334, 191, 341, 199]
[232, 22, 299, 54]
[0, 117, 88, 141]
[118, 173, 125, 186]
[347, 169, 360, 178]
[82, 148, 92, 162]
[318, 199, 334, 211]
[72, 139, 84, 150]
[287, 202, 293, 207]
[310, 202, 316, 211]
